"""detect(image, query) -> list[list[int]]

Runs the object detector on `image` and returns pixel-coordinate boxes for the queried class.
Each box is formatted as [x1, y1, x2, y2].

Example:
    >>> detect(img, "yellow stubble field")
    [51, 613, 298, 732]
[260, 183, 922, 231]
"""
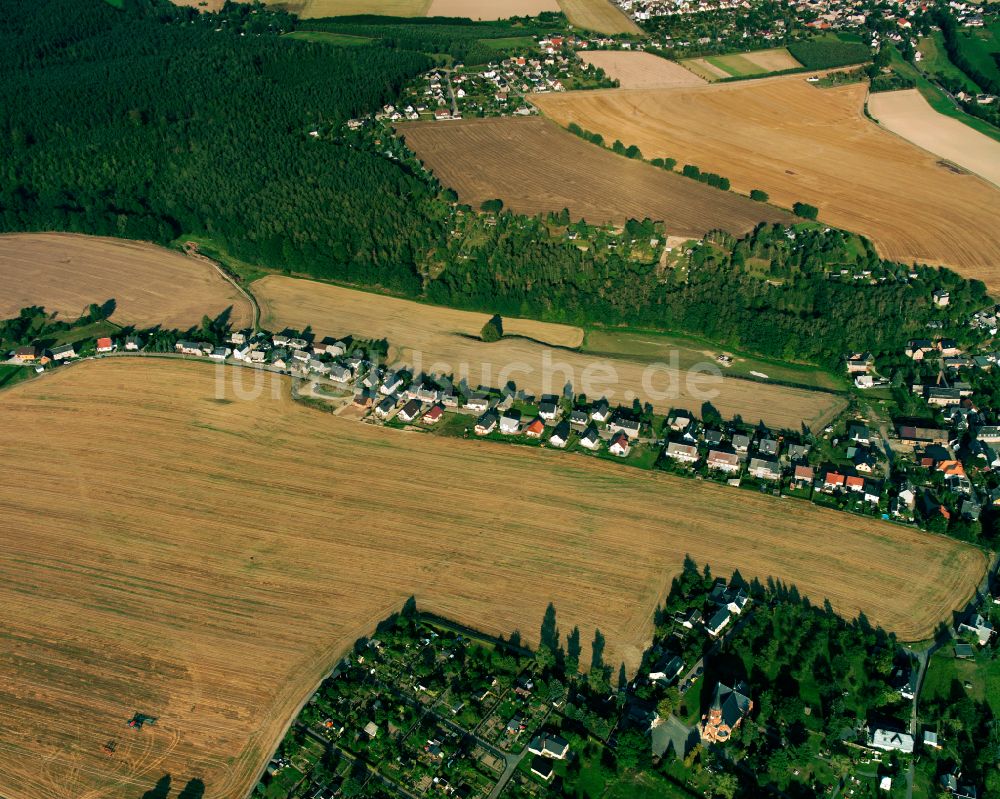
[0, 233, 253, 330]
[0, 358, 986, 799]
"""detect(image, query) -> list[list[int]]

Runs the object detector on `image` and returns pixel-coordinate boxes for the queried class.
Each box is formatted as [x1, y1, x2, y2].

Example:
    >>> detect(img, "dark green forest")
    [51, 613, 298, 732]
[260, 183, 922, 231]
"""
[0, 0, 437, 293]
[1, 0, 989, 370]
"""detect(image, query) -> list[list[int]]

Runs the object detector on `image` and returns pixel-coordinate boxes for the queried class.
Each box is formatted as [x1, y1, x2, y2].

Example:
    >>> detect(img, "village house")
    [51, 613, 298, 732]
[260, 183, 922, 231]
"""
[374, 396, 397, 419]
[869, 728, 914, 754]
[124, 335, 143, 351]
[665, 441, 699, 464]
[475, 409, 498, 436]
[705, 606, 731, 637]
[905, 339, 935, 360]
[381, 372, 404, 395]
[699, 682, 752, 743]
[731, 433, 751, 455]
[397, 399, 423, 423]
[528, 734, 569, 760]
[13, 345, 39, 362]
[549, 420, 570, 448]
[524, 417, 545, 438]
[747, 457, 780, 481]
[845, 351, 874, 374]
[329, 364, 352, 383]
[609, 431, 630, 457]
[707, 449, 740, 473]
[465, 394, 489, 412]
[175, 340, 205, 356]
[538, 399, 560, 421]
[210, 346, 231, 361]
[649, 654, 684, 684]
[569, 410, 589, 427]
[96, 336, 114, 353]
[933, 290, 950, 307]
[422, 405, 444, 425]
[500, 410, 521, 435]
[608, 415, 641, 439]
[590, 399, 611, 423]
[530, 757, 554, 782]
[580, 425, 601, 451]
[792, 464, 814, 487]
[50, 343, 76, 361]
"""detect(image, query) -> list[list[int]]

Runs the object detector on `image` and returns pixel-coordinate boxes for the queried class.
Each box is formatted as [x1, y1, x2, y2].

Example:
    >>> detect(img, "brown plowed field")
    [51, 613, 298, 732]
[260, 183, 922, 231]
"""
[0, 233, 253, 330]
[0, 359, 985, 799]
[254, 274, 847, 429]
[398, 116, 793, 237]
[532, 79, 1000, 289]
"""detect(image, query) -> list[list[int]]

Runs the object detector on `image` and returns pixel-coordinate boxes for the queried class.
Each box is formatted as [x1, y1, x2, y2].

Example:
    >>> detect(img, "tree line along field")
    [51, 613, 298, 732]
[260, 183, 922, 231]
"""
[0, 233, 253, 330]
[0, 359, 985, 799]
[398, 116, 794, 239]
[532, 77, 1000, 290]
[253, 274, 847, 429]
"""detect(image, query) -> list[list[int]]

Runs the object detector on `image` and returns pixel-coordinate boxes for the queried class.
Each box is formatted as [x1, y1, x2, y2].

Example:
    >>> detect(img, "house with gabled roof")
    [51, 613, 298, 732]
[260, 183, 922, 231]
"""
[524, 418, 545, 438]
[609, 430, 630, 457]
[707, 449, 740, 473]
[580, 425, 601, 451]
[665, 441, 699, 464]
[549, 420, 570, 448]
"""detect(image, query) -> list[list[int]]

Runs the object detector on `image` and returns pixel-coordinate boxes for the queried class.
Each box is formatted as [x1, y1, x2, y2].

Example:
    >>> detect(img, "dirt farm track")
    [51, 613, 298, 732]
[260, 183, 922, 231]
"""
[533, 78, 1000, 290]
[0, 359, 986, 799]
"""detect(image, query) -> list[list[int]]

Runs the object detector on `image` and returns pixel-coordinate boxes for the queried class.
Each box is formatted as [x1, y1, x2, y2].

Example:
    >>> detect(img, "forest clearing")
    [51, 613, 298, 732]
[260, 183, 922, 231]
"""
[398, 116, 792, 237]
[867, 88, 1000, 188]
[0, 233, 253, 331]
[254, 274, 846, 429]
[680, 47, 802, 80]
[532, 78, 1000, 289]
[578, 51, 708, 89]
[0, 359, 984, 799]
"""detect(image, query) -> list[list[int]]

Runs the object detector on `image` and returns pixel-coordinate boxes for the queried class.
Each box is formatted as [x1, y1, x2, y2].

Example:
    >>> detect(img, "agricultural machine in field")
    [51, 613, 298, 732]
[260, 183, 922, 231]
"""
[102, 740, 117, 755]
[127, 713, 157, 730]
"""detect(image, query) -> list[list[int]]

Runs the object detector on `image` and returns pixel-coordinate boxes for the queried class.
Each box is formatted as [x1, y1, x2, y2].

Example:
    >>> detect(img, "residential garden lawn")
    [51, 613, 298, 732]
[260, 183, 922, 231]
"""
[582, 327, 845, 391]
[606, 770, 700, 798]
[282, 30, 373, 46]
[922, 647, 1000, 715]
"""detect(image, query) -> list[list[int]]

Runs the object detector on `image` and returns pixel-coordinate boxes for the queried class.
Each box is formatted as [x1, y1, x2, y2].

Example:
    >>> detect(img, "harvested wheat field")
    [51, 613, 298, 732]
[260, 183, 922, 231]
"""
[557, 0, 642, 34]
[681, 47, 801, 81]
[868, 88, 1000, 188]
[533, 79, 1000, 287]
[0, 359, 984, 799]
[427, 0, 559, 18]
[0, 233, 252, 329]
[255, 274, 844, 429]
[579, 50, 707, 89]
[399, 116, 792, 237]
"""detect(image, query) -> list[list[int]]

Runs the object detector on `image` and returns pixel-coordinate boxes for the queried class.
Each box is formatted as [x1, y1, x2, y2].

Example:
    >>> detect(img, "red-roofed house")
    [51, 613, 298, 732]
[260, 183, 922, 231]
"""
[96, 337, 114, 353]
[823, 472, 846, 492]
[422, 405, 444, 425]
[609, 431, 630, 457]
[524, 418, 545, 439]
[793, 465, 814, 487]
[937, 460, 966, 478]
[845, 475, 865, 492]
